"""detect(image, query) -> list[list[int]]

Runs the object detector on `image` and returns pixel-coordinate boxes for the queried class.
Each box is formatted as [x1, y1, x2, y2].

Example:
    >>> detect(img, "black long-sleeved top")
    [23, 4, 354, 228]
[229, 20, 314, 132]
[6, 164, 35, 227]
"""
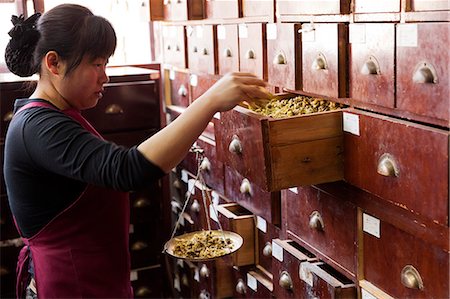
[4, 99, 165, 238]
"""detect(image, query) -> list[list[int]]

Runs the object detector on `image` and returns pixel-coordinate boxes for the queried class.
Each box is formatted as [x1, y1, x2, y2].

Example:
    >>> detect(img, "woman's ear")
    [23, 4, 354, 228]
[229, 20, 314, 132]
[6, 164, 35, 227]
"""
[44, 51, 64, 76]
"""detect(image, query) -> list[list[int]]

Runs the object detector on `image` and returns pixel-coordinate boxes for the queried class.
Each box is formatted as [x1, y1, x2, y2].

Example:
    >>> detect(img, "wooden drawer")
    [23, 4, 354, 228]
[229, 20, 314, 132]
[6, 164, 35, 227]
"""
[343, 109, 449, 225]
[256, 220, 280, 273]
[272, 239, 318, 298]
[166, 69, 190, 107]
[362, 211, 449, 298]
[206, 0, 240, 19]
[411, 0, 450, 11]
[224, 166, 281, 226]
[239, 23, 267, 80]
[267, 23, 302, 91]
[217, 25, 240, 76]
[163, 0, 204, 21]
[189, 73, 220, 102]
[215, 104, 344, 192]
[302, 23, 348, 98]
[131, 267, 164, 298]
[283, 186, 357, 278]
[187, 25, 217, 75]
[196, 135, 225, 194]
[215, 203, 256, 266]
[129, 223, 162, 269]
[103, 129, 159, 148]
[162, 25, 187, 69]
[278, 0, 350, 15]
[354, 0, 401, 13]
[196, 259, 234, 298]
[233, 265, 273, 298]
[349, 23, 395, 108]
[242, 0, 274, 18]
[396, 23, 449, 124]
[129, 183, 162, 225]
[82, 80, 160, 133]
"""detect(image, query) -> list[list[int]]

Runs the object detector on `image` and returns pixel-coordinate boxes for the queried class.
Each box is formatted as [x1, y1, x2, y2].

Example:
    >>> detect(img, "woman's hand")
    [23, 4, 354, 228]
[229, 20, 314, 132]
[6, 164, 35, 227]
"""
[199, 72, 272, 112]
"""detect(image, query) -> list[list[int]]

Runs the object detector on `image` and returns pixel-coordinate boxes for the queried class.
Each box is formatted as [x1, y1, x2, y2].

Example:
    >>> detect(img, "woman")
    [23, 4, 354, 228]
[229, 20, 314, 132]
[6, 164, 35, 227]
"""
[3, 4, 270, 298]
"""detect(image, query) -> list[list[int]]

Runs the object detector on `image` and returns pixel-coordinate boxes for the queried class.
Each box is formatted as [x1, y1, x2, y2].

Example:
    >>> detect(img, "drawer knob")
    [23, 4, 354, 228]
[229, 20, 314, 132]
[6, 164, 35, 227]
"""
[246, 49, 256, 59]
[361, 56, 380, 75]
[3, 111, 13, 122]
[173, 179, 182, 189]
[176, 0, 182, 3]
[190, 199, 201, 213]
[273, 52, 287, 65]
[135, 286, 152, 297]
[199, 290, 210, 299]
[171, 200, 181, 213]
[223, 48, 233, 58]
[312, 53, 327, 70]
[202, 48, 208, 55]
[279, 271, 293, 290]
[163, 0, 170, 5]
[131, 241, 148, 251]
[236, 278, 247, 294]
[193, 46, 198, 53]
[263, 242, 272, 256]
[413, 62, 438, 84]
[199, 264, 209, 278]
[401, 265, 424, 290]
[133, 198, 151, 208]
[309, 211, 324, 231]
[377, 153, 399, 177]
[175, 45, 180, 52]
[0, 266, 10, 276]
[166, 44, 171, 51]
[181, 273, 189, 286]
[228, 135, 242, 154]
[240, 178, 253, 196]
[105, 104, 124, 115]
[177, 84, 187, 97]
[200, 157, 211, 172]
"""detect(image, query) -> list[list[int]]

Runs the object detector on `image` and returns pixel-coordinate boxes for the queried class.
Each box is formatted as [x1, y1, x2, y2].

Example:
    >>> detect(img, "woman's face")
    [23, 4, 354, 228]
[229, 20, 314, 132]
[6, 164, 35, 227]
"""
[59, 55, 109, 110]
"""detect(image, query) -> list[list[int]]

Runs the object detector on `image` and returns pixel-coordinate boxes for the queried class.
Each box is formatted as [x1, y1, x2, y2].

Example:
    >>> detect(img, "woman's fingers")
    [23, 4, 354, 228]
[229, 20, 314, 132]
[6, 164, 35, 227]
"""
[240, 84, 272, 101]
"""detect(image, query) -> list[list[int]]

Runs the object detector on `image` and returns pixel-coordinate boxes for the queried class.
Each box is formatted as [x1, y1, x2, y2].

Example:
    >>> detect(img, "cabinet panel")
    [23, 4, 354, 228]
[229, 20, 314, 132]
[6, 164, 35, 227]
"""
[131, 267, 164, 298]
[168, 69, 190, 107]
[206, 0, 240, 19]
[187, 25, 217, 75]
[411, 0, 450, 11]
[162, 25, 187, 69]
[239, 23, 267, 80]
[256, 221, 280, 273]
[278, 0, 350, 15]
[217, 25, 240, 76]
[163, 0, 204, 21]
[242, 0, 274, 18]
[354, 0, 400, 13]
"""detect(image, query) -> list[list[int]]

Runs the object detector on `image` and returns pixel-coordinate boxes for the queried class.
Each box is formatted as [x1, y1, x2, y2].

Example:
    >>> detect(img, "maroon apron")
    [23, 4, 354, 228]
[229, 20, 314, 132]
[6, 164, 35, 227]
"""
[14, 101, 132, 298]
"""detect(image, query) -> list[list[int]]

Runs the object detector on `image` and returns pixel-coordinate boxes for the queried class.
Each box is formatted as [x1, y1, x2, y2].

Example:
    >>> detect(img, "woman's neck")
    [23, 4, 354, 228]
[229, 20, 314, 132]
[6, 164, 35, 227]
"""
[30, 80, 72, 110]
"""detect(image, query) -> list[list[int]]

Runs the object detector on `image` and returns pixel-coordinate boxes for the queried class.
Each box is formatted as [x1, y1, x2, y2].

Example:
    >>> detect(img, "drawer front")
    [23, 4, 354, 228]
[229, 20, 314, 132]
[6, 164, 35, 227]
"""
[1, 83, 33, 140]
[131, 267, 163, 298]
[129, 183, 162, 225]
[278, 0, 350, 15]
[188, 25, 217, 75]
[162, 25, 187, 69]
[256, 221, 280, 273]
[190, 73, 220, 101]
[103, 129, 159, 148]
[349, 23, 395, 108]
[129, 223, 162, 269]
[197, 259, 235, 298]
[168, 69, 190, 107]
[239, 23, 267, 80]
[344, 109, 449, 225]
[82, 80, 160, 133]
[411, 0, 450, 11]
[206, 0, 240, 19]
[396, 23, 449, 123]
[196, 135, 225, 194]
[363, 212, 449, 298]
[242, 0, 274, 18]
[354, 0, 401, 13]
[283, 186, 357, 277]
[302, 23, 348, 98]
[165, 0, 204, 21]
[217, 25, 240, 75]
[267, 23, 302, 90]
[224, 166, 281, 225]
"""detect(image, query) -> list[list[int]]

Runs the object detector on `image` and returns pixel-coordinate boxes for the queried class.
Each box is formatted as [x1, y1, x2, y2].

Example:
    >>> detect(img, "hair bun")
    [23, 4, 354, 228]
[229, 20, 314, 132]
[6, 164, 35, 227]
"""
[5, 13, 41, 77]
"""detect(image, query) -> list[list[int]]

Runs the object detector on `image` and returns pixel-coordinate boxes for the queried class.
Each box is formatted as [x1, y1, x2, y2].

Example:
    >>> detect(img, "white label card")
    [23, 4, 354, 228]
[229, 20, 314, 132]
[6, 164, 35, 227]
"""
[247, 273, 257, 291]
[301, 24, 315, 42]
[188, 179, 196, 194]
[272, 241, 283, 262]
[213, 112, 221, 119]
[361, 288, 378, 299]
[217, 25, 226, 40]
[196, 26, 203, 38]
[267, 23, 277, 40]
[299, 263, 313, 287]
[349, 24, 366, 44]
[343, 112, 360, 136]
[169, 69, 175, 80]
[363, 213, 381, 238]
[239, 24, 248, 39]
[256, 216, 267, 233]
[130, 270, 138, 281]
[397, 24, 418, 47]
[174, 276, 181, 291]
[211, 191, 220, 206]
[181, 169, 188, 183]
[177, 259, 184, 268]
[289, 187, 298, 194]
[194, 268, 200, 282]
[209, 204, 219, 223]
[190, 74, 198, 87]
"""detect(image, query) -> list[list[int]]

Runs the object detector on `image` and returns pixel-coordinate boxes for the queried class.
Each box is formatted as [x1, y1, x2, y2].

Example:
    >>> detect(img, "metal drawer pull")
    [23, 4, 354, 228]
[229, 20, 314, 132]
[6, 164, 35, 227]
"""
[193, 46, 198, 53]
[175, 45, 180, 52]
[177, 84, 187, 97]
[173, 179, 182, 189]
[361, 55, 380, 75]
[223, 48, 232, 58]
[202, 48, 208, 55]
[199, 290, 210, 299]
[3, 111, 13, 122]
[200, 157, 211, 172]
[401, 265, 424, 290]
[273, 52, 287, 65]
[228, 135, 242, 154]
[240, 178, 252, 196]
[105, 104, 123, 115]
[163, 0, 170, 5]
[377, 153, 399, 177]
[413, 62, 438, 84]
[279, 271, 293, 290]
[236, 279, 247, 294]
[199, 264, 209, 278]
[182, 273, 189, 286]
[166, 44, 171, 51]
[131, 241, 148, 251]
[312, 53, 327, 70]
[0, 266, 10, 276]
[309, 211, 324, 231]
[190, 199, 201, 213]
[263, 242, 272, 256]
[246, 49, 256, 59]
[176, 0, 182, 3]
[135, 286, 152, 297]
[133, 198, 151, 208]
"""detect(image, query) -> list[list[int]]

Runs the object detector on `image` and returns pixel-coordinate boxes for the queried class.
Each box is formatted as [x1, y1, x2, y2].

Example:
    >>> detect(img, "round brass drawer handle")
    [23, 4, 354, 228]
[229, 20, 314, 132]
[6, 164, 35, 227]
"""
[200, 157, 211, 172]
[3, 111, 13, 122]
[199, 264, 209, 278]
[190, 199, 201, 213]
[246, 49, 256, 59]
[279, 271, 293, 290]
[401, 265, 424, 290]
[228, 135, 242, 154]
[309, 211, 324, 231]
[177, 84, 187, 97]
[312, 52, 327, 70]
[273, 52, 287, 65]
[223, 48, 232, 58]
[413, 62, 438, 84]
[361, 55, 380, 75]
[131, 241, 148, 251]
[105, 104, 123, 115]
[240, 178, 252, 196]
[377, 153, 399, 177]
[263, 242, 272, 257]
[236, 278, 247, 294]
[133, 198, 151, 208]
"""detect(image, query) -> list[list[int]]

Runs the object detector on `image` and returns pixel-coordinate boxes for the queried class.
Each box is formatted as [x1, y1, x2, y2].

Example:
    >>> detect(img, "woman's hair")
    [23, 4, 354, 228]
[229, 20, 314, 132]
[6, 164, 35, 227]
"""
[5, 4, 117, 77]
